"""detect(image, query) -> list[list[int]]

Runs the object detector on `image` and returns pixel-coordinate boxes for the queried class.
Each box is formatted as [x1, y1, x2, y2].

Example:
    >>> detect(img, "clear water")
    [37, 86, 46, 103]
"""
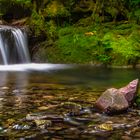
[0, 64, 139, 139]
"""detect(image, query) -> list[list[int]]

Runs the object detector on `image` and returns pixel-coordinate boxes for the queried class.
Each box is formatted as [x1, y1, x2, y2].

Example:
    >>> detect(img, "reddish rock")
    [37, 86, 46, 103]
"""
[106, 92, 129, 113]
[95, 88, 118, 111]
[119, 79, 139, 105]
[95, 79, 139, 114]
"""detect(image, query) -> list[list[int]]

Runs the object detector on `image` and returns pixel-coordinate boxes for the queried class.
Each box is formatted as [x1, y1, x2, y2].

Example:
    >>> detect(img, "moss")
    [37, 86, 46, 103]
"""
[43, 1, 70, 18]
[1, 0, 139, 65]
[41, 22, 140, 65]
[29, 10, 47, 36]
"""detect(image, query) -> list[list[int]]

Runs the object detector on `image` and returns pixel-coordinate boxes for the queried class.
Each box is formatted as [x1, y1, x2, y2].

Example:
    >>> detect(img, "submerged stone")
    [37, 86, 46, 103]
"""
[61, 102, 82, 110]
[12, 124, 30, 130]
[34, 120, 52, 129]
[97, 123, 113, 131]
[1, 87, 9, 90]
[95, 79, 139, 114]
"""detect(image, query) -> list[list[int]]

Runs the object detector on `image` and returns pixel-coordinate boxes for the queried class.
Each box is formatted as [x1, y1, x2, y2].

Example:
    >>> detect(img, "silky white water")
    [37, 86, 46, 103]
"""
[0, 63, 71, 71]
[0, 25, 30, 64]
[0, 26, 71, 71]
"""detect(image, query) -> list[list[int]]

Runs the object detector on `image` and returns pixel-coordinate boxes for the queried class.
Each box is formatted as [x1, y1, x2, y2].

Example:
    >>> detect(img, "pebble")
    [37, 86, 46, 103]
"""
[12, 89, 20, 93]
[64, 116, 81, 126]
[0, 126, 3, 131]
[34, 120, 52, 129]
[1, 87, 9, 90]
[138, 111, 140, 116]
[121, 135, 133, 140]
[0, 98, 3, 101]
[133, 132, 140, 138]
[61, 102, 81, 110]
[12, 124, 30, 130]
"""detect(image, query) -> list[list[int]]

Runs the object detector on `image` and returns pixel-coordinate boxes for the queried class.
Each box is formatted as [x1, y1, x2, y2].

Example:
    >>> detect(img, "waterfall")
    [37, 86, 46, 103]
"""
[0, 25, 30, 65]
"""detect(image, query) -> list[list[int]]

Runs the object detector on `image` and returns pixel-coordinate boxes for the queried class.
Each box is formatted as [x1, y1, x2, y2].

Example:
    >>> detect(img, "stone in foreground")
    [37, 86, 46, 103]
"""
[119, 79, 139, 105]
[95, 79, 139, 114]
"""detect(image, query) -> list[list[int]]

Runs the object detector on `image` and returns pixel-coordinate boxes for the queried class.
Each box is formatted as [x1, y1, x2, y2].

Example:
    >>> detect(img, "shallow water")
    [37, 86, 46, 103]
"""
[0, 64, 139, 139]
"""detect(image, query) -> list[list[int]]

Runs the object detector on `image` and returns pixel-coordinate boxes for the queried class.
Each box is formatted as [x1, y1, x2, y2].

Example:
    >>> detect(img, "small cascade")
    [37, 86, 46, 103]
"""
[0, 25, 30, 65]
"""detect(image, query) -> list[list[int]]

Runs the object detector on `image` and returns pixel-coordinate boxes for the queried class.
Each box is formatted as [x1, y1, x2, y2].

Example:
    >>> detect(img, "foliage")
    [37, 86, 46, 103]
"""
[29, 10, 46, 36]
[43, 1, 70, 17]
[0, 0, 31, 11]
[11, 0, 31, 6]
[127, 0, 140, 23]
[0, 0, 140, 65]
[44, 23, 140, 65]
[46, 20, 58, 40]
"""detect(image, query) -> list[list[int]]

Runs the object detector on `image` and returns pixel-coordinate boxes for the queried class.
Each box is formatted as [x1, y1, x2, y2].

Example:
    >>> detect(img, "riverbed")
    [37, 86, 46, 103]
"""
[0, 64, 139, 139]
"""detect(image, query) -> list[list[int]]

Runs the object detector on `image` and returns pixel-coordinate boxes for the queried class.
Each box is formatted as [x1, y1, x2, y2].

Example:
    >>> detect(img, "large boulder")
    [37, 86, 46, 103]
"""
[95, 79, 139, 114]
[95, 88, 118, 111]
[119, 79, 139, 105]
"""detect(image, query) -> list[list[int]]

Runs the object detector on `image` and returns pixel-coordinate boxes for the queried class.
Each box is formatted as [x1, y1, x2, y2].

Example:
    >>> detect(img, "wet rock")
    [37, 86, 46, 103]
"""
[11, 18, 28, 26]
[12, 124, 30, 130]
[121, 135, 133, 140]
[64, 116, 82, 126]
[95, 88, 128, 113]
[97, 123, 113, 131]
[58, 129, 81, 139]
[83, 128, 112, 137]
[95, 88, 117, 111]
[67, 107, 92, 117]
[74, 117, 92, 123]
[106, 93, 129, 114]
[134, 132, 140, 138]
[95, 79, 139, 114]
[130, 127, 140, 135]
[0, 98, 3, 101]
[113, 123, 126, 129]
[0, 126, 3, 132]
[79, 108, 92, 115]
[24, 134, 38, 139]
[38, 105, 58, 110]
[26, 113, 63, 122]
[119, 79, 139, 105]
[26, 114, 47, 120]
[61, 102, 82, 110]
[34, 120, 52, 129]
[137, 110, 140, 116]
[12, 89, 20, 93]
[1, 87, 9, 90]
[0, 20, 3, 25]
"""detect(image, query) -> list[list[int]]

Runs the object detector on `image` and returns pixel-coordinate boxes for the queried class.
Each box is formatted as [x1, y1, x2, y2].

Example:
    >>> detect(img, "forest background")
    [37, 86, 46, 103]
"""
[0, 0, 140, 66]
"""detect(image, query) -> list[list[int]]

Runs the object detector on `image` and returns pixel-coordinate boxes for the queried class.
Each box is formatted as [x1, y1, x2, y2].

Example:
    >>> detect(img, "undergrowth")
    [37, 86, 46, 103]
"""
[44, 22, 140, 65]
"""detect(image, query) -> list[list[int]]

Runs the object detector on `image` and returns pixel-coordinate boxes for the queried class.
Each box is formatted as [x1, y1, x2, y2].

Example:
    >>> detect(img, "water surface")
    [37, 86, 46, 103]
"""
[0, 64, 139, 139]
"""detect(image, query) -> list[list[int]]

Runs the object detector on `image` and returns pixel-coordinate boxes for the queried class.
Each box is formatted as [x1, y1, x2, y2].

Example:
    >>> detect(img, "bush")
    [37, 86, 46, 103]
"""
[29, 10, 46, 36]
[45, 23, 140, 65]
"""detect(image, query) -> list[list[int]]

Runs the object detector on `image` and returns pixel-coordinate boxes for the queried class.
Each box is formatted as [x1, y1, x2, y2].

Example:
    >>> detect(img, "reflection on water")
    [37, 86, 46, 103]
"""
[0, 64, 139, 88]
[0, 72, 28, 88]
[0, 64, 139, 139]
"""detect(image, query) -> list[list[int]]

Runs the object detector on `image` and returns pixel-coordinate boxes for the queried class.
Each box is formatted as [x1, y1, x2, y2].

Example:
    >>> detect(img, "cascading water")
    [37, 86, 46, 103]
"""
[0, 25, 30, 64]
[0, 25, 69, 71]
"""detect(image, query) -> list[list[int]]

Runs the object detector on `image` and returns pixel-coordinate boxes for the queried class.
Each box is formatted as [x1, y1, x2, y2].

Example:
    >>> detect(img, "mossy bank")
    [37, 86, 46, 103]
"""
[34, 22, 140, 67]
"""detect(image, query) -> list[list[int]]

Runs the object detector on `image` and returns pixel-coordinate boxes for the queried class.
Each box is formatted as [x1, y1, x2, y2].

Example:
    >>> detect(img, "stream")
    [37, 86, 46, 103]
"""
[0, 64, 139, 140]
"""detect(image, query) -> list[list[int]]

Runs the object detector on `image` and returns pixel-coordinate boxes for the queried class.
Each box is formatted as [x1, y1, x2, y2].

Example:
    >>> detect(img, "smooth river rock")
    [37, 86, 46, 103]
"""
[119, 79, 139, 105]
[95, 79, 139, 114]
